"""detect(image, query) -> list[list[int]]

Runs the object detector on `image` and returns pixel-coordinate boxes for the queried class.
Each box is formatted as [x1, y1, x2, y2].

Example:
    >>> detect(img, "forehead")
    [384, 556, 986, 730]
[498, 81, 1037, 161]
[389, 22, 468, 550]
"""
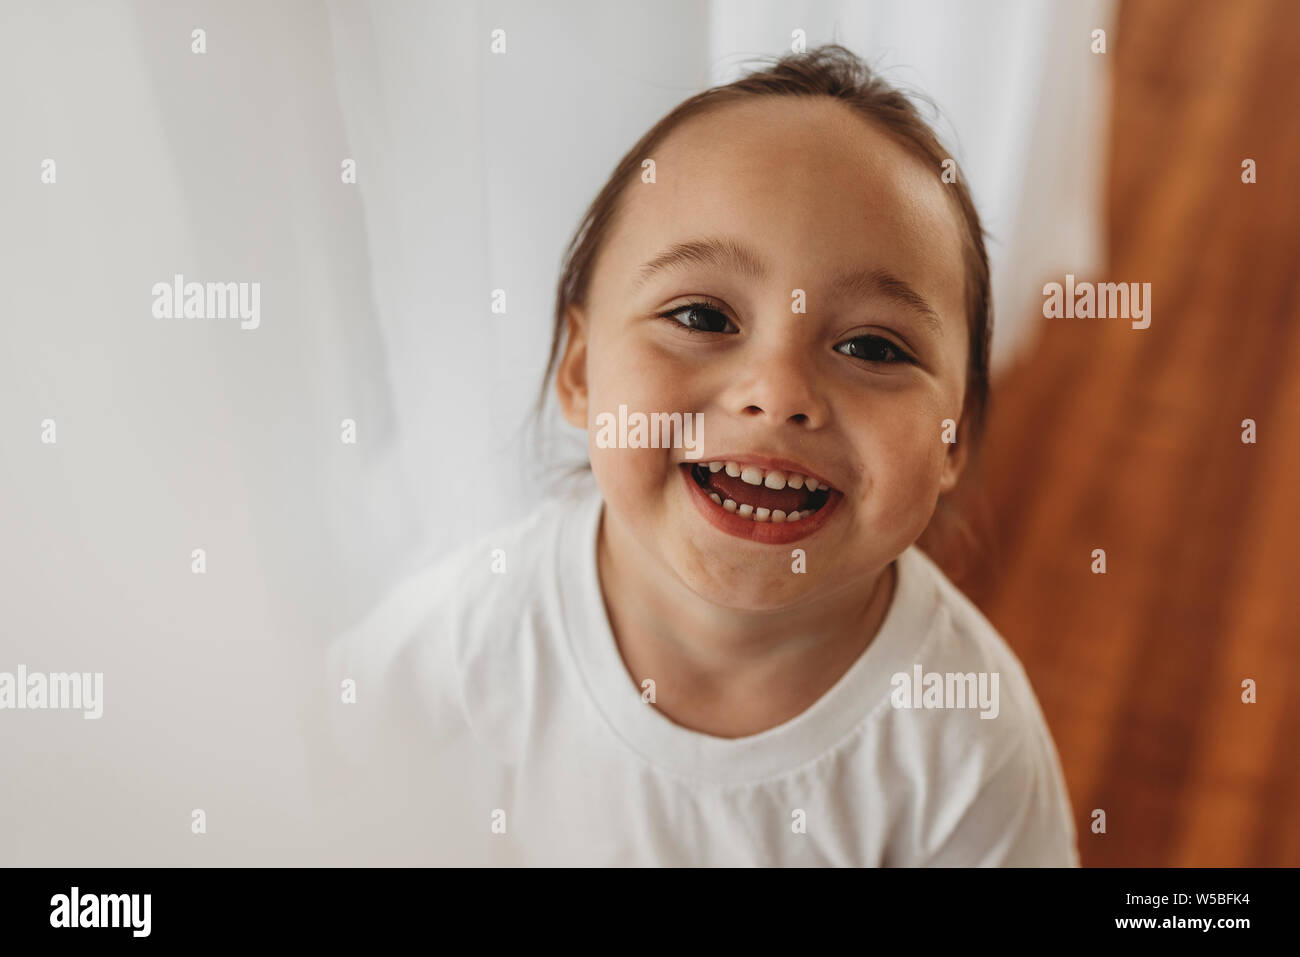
[595, 95, 968, 323]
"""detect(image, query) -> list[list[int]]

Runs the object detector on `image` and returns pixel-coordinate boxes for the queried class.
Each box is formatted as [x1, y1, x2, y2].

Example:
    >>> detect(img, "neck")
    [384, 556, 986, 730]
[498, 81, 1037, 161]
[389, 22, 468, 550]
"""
[596, 508, 896, 738]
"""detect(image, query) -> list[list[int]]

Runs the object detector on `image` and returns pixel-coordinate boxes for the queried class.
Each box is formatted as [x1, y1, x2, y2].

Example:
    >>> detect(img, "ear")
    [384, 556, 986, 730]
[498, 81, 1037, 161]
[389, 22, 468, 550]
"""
[555, 303, 590, 430]
[937, 408, 971, 496]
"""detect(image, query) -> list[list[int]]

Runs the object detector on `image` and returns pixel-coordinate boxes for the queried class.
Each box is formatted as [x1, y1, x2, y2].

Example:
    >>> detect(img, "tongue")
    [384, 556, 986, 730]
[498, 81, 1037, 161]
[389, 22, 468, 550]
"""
[706, 472, 810, 512]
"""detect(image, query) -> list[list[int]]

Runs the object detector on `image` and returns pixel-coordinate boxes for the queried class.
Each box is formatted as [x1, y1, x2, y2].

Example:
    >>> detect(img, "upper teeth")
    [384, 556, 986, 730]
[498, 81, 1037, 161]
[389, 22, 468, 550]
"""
[704, 461, 825, 491]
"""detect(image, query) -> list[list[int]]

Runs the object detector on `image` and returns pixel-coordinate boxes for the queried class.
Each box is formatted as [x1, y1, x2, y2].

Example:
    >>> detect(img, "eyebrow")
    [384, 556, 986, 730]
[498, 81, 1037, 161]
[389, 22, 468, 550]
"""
[634, 236, 944, 333]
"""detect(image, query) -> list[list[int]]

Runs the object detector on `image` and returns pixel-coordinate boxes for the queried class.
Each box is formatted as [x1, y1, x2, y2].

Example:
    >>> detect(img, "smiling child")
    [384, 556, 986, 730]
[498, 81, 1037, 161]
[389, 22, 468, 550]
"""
[327, 44, 1080, 867]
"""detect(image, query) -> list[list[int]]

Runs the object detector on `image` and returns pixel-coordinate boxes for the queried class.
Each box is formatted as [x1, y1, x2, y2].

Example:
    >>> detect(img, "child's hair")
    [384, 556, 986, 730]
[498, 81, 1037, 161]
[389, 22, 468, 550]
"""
[536, 43, 993, 571]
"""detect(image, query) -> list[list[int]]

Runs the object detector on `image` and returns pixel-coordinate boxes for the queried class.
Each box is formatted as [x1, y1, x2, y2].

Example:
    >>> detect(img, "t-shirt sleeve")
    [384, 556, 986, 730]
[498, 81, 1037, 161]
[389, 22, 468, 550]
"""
[919, 722, 1081, 867]
[321, 565, 477, 775]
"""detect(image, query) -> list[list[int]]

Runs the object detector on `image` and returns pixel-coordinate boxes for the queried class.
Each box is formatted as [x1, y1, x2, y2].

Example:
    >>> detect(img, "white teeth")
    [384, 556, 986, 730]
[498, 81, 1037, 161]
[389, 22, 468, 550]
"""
[708, 494, 814, 523]
[707, 460, 830, 492]
[709, 492, 722, 505]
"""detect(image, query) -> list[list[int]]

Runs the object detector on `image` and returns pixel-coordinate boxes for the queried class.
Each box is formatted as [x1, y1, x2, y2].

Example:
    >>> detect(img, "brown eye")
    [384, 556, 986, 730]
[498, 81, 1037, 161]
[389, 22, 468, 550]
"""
[663, 302, 737, 334]
[835, 335, 913, 365]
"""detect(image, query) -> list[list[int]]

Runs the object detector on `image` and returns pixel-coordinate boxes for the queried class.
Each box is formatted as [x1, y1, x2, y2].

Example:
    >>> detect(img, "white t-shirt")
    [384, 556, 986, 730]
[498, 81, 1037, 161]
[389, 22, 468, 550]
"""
[323, 474, 1080, 867]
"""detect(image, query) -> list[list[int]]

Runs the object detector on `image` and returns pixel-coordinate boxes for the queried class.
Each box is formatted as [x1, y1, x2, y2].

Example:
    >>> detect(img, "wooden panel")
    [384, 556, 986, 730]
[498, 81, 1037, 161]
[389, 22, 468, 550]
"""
[924, 0, 1300, 866]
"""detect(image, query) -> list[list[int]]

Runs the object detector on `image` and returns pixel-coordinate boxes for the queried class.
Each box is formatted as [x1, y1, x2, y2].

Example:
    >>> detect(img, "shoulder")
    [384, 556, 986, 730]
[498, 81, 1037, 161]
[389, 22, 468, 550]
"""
[898, 546, 1048, 729]
[324, 479, 598, 729]
[878, 547, 1079, 866]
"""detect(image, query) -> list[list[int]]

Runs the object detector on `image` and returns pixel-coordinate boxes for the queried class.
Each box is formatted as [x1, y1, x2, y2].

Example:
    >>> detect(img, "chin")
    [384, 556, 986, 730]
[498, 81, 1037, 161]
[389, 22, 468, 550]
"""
[674, 565, 812, 612]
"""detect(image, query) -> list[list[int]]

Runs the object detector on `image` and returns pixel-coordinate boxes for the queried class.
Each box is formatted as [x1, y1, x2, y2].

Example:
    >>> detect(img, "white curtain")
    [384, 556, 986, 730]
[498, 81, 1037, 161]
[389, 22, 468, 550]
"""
[0, 0, 1113, 864]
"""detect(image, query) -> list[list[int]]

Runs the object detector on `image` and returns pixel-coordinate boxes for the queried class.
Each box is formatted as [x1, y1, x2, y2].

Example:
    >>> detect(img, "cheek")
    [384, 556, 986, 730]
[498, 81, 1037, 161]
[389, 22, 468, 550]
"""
[589, 444, 670, 512]
[586, 325, 685, 409]
[853, 392, 951, 512]
[582, 327, 701, 518]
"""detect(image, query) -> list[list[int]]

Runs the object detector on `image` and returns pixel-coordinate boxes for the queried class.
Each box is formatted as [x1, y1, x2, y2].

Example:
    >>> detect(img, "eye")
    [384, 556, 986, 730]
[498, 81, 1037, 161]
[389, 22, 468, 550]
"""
[660, 300, 737, 334]
[835, 334, 914, 365]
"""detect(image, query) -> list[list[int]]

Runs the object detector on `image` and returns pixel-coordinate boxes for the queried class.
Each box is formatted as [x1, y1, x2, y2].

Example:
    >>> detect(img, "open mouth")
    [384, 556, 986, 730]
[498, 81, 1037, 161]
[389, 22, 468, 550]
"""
[686, 460, 835, 523]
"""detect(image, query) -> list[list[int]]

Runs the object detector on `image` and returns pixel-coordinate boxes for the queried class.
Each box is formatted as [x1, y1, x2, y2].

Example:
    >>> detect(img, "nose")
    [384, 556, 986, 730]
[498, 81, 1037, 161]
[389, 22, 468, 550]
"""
[725, 327, 831, 428]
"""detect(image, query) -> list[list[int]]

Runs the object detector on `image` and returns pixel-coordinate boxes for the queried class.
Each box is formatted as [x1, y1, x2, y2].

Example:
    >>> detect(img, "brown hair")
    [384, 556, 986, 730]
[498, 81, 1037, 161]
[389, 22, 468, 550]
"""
[536, 43, 993, 567]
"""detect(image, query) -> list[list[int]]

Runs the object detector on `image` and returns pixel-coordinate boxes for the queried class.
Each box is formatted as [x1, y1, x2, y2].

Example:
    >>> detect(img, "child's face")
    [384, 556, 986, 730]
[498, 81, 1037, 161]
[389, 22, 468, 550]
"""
[559, 96, 971, 611]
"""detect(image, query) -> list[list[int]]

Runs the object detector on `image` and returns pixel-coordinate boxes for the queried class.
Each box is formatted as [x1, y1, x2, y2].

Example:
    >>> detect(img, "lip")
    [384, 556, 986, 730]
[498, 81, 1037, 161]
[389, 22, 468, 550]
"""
[680, 464, 843, 545]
